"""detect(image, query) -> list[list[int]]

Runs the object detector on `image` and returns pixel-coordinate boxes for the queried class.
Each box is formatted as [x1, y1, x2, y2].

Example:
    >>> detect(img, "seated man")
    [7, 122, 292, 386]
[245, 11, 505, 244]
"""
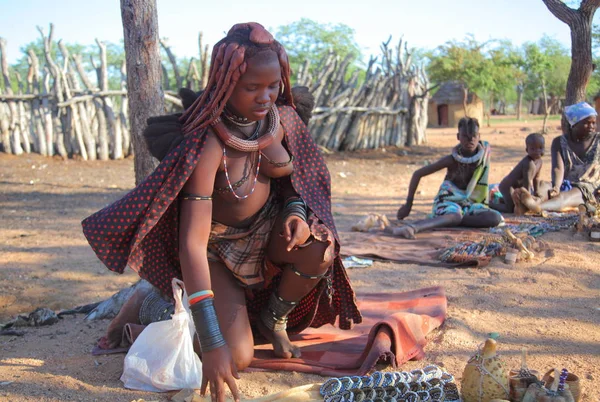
[395, 117, 503, 239]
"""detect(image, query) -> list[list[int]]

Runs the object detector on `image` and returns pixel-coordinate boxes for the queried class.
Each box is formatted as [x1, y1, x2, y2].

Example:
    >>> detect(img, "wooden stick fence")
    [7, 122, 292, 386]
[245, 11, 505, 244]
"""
[0, 26, 428, 159]
[299, 38, 429, 150]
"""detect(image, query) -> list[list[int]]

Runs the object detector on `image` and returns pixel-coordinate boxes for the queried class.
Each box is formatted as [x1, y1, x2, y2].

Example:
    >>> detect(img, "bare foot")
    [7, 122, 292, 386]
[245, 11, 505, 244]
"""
[256, 319, 301, 359]
[391, 225, 416, 239]
[511, 189, 527, 216]
[101, 287, 152, 349]
[519, 189, 542, 214]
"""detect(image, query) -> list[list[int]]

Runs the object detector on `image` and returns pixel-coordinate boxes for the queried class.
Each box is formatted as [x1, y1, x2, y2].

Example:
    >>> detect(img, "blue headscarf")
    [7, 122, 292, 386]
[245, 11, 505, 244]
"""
[564, 102, 597, 127]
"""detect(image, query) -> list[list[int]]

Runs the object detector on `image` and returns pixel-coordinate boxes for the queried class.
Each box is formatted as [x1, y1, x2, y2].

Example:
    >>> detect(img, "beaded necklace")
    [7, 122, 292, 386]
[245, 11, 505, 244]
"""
[212, 106, 279, 152]
[222, 148, 261, 199]
[222, 106, 254, 127]
[452, 143, 484, 164]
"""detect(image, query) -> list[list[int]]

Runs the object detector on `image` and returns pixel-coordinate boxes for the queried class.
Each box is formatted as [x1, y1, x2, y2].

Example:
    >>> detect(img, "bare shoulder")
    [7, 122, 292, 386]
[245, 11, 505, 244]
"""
[185, 130, 222, 191]
[438, 154, 456, 168]
[550, 135, 562, 151]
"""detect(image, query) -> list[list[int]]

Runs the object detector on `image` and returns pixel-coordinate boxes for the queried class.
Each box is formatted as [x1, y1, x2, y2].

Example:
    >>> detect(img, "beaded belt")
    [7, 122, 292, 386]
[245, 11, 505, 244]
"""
[318, 365, 460, 402]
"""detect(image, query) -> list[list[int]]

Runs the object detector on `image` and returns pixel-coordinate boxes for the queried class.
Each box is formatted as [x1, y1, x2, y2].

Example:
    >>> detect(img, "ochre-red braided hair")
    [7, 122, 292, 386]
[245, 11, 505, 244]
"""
[180, 22, 294, 135]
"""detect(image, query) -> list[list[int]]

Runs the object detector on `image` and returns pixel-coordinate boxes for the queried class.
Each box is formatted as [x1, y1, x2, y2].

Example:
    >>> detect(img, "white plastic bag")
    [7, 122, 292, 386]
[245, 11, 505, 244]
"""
[120, 278, 202, 392]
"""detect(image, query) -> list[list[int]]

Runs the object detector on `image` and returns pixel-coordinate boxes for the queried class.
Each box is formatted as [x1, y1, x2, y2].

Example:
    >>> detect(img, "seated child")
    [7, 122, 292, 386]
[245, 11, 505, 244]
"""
[490, 133, 550, 214]
[395, 117, 503, 239]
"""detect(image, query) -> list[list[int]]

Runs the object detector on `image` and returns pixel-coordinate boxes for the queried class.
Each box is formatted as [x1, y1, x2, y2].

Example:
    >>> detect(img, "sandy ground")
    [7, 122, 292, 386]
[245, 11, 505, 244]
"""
[0, 116, 599, 402]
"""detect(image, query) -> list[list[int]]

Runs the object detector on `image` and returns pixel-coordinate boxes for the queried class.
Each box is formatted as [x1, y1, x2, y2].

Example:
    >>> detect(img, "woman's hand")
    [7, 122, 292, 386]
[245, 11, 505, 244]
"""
[283, 216, 311, 251]
[548, 187, 560, 199]
[396, 204, 411, 220]
[201, 345, 240, 402]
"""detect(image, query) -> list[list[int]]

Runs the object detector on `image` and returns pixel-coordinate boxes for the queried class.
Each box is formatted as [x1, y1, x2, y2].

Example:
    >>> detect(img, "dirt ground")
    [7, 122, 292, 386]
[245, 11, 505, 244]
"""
[1, 116, 598, 402]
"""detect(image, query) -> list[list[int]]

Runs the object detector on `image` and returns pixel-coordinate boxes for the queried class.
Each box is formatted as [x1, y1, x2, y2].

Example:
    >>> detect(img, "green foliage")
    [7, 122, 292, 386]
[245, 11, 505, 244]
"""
[425, 34, 571, 113]
[274, 18, 363, 82]
[521, 36, 570, 102]
[425, 35, 521, 110]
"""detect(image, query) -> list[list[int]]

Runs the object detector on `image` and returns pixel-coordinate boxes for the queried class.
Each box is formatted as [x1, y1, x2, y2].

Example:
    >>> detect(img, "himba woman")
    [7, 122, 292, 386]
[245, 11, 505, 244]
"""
[82, 23, 361, 401]
[394, 117, 503, 239]
[516, 101, 600, 213]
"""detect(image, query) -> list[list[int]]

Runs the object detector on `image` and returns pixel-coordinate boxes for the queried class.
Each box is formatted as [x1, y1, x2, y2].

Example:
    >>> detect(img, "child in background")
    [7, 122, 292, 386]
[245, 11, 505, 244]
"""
[395, 117, 503, 239]
[490, 133, 550, 214]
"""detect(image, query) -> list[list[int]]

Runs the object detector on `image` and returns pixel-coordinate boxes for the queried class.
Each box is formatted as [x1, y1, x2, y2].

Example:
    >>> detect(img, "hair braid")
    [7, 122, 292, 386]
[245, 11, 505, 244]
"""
[458, 116, 480, 134]
[180, 22, 295, 135]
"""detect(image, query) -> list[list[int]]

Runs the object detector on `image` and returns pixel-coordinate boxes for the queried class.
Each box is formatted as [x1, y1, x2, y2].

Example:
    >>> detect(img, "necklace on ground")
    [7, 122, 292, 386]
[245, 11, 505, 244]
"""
[212, 106, 280, 152]
[222, 148, 261, 200]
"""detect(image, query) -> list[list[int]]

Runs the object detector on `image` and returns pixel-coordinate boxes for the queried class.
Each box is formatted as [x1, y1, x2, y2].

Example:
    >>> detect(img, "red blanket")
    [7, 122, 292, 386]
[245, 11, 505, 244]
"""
[249, 286, 446, 376]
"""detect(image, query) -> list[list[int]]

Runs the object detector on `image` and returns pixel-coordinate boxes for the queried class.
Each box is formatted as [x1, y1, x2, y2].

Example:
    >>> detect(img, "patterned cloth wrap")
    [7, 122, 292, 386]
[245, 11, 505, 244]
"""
[206, 191, 336, 289]
[432, 141, 502, 222]
[81, 105, 362, 334]
[319, 365, 460, 402]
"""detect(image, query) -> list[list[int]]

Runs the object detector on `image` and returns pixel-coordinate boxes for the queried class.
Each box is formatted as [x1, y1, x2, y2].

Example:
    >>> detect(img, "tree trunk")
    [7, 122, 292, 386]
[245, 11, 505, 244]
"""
[121, 0, 162, 184]
[542, 0, 600, 105]
[462, 86, 468, 116]
[516, 84, 523, 120]
[541, 79, 550, 134]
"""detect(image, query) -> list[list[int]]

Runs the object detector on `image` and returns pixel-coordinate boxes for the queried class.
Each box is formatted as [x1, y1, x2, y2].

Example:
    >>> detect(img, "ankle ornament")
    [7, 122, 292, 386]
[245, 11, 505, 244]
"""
[260, 292, 298, 332]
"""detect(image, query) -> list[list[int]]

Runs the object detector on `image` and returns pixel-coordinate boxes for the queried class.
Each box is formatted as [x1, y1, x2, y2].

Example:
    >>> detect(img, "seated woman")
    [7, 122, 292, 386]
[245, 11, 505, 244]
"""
[82, 23, 361, 402]
[517, 102, 600, 213]
[395, 117, 503, 239]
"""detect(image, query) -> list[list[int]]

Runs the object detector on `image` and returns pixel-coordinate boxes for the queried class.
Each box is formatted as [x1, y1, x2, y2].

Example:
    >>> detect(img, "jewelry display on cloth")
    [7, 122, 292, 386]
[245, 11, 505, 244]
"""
[212, 105, 280, 152]
[452, 143, 484, 164]
[319, 365, 459, 402]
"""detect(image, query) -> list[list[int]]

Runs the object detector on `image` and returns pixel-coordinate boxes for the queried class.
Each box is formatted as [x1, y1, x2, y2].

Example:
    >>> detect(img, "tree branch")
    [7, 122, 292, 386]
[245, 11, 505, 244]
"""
[580, 0, 600, 15]
[542, 0, 577, 25]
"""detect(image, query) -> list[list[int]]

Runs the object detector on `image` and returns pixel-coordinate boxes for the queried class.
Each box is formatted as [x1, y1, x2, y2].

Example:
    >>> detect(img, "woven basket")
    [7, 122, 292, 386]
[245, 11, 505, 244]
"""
[542, 369, 580, 402]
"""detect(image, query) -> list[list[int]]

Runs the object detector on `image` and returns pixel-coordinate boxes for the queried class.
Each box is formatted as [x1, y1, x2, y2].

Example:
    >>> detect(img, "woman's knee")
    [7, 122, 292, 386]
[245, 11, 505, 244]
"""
[297, 241, 333, 275]
[229, 342, 254, 370]
[480, 211, 503, 227]
[444, 212, 463, 225]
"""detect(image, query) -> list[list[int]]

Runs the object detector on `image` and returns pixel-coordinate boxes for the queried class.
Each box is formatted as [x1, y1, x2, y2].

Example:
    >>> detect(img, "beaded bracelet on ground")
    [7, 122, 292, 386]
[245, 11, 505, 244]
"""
[319, 365, 460, 402]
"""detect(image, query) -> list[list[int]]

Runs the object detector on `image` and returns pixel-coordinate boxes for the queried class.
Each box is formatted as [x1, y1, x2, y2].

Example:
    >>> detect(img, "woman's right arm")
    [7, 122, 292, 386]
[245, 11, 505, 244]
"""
[397, 155, 454, 219]
[179, 133, 222, 297]
[178, 133, 241, 402]
[550, 136, 565, 197]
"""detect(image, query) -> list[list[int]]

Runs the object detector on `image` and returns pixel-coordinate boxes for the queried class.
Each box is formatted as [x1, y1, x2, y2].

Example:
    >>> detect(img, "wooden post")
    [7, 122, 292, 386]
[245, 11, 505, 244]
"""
[120, 60, 131, 156]
[0, 37, 13, 154]
[58, 42, 87, 159]
[37, 24, 67, 158]
[15, 72, 31, 153]
[0, 37, 23, 155]
[160, 38, 182, 89]
[27, 49, 46, 155]
[121, 0, 163, 183]
[199, 32, 209, 89]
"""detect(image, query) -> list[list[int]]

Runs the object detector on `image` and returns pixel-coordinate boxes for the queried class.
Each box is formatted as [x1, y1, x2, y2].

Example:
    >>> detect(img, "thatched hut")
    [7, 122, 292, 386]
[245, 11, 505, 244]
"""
[427, 81, 484, 128]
